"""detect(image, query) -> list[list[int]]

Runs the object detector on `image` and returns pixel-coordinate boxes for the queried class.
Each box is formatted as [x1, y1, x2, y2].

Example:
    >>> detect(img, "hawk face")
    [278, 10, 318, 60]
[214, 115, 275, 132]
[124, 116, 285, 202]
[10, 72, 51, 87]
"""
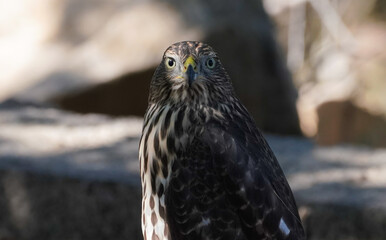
[149, 41, 234, 106]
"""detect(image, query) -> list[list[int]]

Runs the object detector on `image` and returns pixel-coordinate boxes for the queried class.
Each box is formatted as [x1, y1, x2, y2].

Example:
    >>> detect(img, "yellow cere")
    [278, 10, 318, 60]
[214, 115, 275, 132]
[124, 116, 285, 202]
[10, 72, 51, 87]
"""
[183, 56, 197, 72]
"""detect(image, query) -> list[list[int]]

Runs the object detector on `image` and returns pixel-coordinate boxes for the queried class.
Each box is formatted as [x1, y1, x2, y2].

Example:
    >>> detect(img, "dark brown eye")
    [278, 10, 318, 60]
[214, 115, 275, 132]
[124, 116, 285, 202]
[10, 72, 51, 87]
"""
[206, 58, 215, 69]
[165, 57, 176, 68]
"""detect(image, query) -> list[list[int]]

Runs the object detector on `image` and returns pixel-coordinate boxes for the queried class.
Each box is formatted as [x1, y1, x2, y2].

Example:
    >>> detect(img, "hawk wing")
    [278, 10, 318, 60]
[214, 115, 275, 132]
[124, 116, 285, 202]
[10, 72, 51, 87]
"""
[165, 113, 306, 240]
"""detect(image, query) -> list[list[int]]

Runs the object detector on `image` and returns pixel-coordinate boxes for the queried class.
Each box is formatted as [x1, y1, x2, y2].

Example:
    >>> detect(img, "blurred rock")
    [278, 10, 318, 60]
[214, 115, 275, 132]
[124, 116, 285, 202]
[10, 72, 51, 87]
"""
[1, 102, 386, 239]
[0, 100, 143, 239]
[54, 68, 155, 117]
[0, 0, 300, 135]
[317, 100, 386, 147]
[0, 0, 200, 102]
[0, 100, 142, 181]
[0, 171, 142, 240]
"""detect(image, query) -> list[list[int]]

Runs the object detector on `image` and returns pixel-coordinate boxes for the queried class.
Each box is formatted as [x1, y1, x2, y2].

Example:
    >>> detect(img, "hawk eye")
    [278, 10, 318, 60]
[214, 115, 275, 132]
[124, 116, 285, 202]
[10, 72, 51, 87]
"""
[206, 58, 216, 69]
[165, 57, 176, 68]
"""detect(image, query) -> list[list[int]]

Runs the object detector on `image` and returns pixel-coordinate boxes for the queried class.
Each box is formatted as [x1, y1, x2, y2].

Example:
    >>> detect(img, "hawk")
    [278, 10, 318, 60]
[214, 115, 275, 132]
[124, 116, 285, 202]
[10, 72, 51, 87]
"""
[139, 41, 305, 240]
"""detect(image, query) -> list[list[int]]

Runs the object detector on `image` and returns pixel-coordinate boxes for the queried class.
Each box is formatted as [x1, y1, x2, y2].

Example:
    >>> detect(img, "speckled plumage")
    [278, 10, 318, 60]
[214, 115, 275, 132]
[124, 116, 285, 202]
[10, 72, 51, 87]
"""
[139, 41, 306, 240]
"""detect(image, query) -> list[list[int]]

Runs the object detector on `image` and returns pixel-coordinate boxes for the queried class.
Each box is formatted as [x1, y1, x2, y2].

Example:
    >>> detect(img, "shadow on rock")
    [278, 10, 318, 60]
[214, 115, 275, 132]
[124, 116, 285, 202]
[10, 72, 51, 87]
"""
[53, 67, 155, 117]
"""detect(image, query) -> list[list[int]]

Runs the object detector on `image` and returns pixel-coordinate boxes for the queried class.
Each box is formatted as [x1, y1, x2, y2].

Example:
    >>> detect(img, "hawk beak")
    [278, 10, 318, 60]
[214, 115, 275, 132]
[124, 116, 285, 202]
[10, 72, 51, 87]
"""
[183, 56, 197, 86]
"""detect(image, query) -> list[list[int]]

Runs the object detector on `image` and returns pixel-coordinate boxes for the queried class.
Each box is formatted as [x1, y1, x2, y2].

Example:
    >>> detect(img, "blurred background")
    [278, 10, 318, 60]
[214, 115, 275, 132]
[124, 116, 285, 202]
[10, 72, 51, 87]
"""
[0, 0, 385, 239]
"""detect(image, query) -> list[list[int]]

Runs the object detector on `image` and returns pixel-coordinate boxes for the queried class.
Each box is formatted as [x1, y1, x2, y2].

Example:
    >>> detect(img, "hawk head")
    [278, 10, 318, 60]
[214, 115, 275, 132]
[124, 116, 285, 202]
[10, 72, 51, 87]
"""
[149, 41, 234, 106]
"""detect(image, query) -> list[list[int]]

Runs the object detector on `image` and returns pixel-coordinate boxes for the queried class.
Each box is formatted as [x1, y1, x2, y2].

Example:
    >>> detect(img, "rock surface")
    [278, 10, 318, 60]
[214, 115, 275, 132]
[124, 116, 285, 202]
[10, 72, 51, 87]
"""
[317, 100, 386, 147]
[0, 170, 142, 240]
[1, 102, 386, 239]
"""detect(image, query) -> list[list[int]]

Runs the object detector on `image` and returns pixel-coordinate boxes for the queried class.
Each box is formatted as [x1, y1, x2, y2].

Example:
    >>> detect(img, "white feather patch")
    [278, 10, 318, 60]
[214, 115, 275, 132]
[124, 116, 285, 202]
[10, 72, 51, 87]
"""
[279, 218, 290, 236]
